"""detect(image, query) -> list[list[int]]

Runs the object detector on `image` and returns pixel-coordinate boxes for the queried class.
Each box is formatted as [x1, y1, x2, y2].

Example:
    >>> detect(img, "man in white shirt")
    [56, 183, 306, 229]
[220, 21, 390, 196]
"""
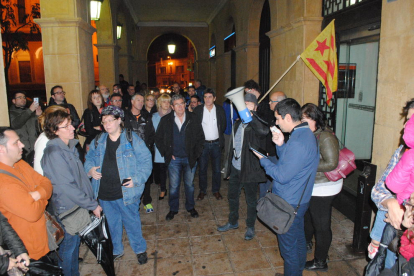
[193, 88, 226, 200]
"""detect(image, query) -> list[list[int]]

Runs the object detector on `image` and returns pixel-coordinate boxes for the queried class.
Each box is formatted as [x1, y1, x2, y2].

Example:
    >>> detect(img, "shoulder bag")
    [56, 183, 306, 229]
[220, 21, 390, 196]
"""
[256, 174, 311, 234]
[318, 132, 356, 182]
[0, 170, 64, 251]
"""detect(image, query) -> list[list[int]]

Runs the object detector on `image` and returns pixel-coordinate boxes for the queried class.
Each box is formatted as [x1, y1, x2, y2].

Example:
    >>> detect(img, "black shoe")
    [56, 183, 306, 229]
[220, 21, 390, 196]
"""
[306, 242, 313, 253]
[305, 258, 328, 271]
[166, 211, 178, 221]
[188, 208, 199, 218]
[78, 257, 83, 263]
[137, 252, 148, 265]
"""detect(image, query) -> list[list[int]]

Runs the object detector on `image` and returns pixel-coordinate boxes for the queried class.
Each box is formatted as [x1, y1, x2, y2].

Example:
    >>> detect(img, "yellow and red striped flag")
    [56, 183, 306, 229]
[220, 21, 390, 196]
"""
[300, 20, 337, 105]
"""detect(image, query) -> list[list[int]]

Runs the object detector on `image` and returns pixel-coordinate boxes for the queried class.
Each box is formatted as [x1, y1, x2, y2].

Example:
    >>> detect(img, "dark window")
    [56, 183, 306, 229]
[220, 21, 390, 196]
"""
[336, 64, 356, 98]
[18, 0, 26, 24]
[224, 26, 236, 53]
[176, 66, 184, 73]
[160, 67, 166, 74]
[19, 61, 32, 83]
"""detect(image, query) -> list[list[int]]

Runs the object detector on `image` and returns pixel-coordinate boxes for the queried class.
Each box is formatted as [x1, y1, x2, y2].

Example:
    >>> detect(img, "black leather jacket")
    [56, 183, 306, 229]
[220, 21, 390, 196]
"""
[155, 111, 205, 169]
[0, 212, 28, 275]
[124, 110, 155, 151]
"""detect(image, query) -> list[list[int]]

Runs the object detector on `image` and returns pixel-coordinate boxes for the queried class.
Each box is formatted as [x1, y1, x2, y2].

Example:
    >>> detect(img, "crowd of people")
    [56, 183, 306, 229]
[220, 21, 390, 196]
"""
[2, 74, 414, 276]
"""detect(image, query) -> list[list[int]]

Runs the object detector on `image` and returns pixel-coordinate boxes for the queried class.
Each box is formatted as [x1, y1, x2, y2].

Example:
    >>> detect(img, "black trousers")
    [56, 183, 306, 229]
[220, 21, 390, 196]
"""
[153, 162, 167, 192]
[142, 174, 153, 206]
[304, 195, 336, 260]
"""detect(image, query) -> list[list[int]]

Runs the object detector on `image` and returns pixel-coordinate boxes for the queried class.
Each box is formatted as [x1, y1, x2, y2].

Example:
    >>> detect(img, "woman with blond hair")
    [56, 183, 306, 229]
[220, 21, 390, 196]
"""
[33, 105, 68, 175]
[144, 93, 157, 115]
[151, 93, 171, 199]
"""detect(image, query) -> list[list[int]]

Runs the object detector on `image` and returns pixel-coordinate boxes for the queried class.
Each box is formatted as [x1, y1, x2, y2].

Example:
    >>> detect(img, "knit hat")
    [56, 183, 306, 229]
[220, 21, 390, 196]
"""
[101, 105, 124, 120]
[244, 93, 258, 105]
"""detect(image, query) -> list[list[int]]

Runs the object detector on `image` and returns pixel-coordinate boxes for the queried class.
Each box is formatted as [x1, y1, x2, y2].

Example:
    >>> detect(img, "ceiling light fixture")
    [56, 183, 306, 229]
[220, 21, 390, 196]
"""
[168, 43, 176, 54]
[117, 23, 123, 40]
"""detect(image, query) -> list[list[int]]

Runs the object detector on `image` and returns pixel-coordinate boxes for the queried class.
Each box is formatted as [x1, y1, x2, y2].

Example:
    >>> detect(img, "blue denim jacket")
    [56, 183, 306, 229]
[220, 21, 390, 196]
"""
[84, 129, 152, 206]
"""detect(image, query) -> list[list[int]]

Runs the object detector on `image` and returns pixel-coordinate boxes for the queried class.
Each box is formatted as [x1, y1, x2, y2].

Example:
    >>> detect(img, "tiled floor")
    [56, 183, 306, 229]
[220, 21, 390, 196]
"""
[79, 180, 368, 275]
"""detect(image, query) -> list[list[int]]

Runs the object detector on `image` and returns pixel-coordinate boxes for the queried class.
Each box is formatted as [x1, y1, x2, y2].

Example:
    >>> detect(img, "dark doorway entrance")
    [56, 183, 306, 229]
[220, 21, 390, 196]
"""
[259, 0, 270, 93]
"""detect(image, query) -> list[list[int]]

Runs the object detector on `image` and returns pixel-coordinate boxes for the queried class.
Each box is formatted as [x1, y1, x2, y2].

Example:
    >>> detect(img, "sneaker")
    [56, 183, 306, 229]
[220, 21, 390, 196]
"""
[368, 242, 379, 259]
[113, 252, 124, 261]
[144, 204, 154, 213]
[245, 227, 255, 240]
[217, 222, 239, 232]
[137, 252, 148, 265]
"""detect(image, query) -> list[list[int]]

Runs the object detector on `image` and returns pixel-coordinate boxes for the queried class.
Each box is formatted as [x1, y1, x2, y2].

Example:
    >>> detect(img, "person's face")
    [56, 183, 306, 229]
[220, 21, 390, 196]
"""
[12, 93, 27, 108]
[190, 98, 199, 110]
[113, 86, 119, 93]
[141, 84, 147, 90]
[188, 88, 196, 97]
[275, 111, 292, 133]
[245, 88, 260, 99]
[55, 118, 75, 144]
[146, 96, 155, 108]
[91, 93, 102, 107]
[110, 96, 122, 108]
[132, 95, 144, 111]
[101, 115, 121, 135]
[172, 84, 180, 94]
[0, 130, 25, 165]
[127, 86, 135, 96]
[404, 109, 414, 128]
[269, 93, 280, 111]
[245, 101, 257, 112]
[204, 93, 216, 107]
[160, 100, 170, 110]
[153, 91, 160, 99]
[172, 98, 186, 116]
[301, 115, 317, 132]
[99, 86, 109, 99]
[52, 87, 66, 103]
[194, 82, 200, 89]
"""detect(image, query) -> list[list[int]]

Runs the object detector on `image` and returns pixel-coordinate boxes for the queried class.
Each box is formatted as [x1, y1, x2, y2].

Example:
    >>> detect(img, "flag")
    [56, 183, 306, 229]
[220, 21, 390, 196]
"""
[300, 20, 337, 105]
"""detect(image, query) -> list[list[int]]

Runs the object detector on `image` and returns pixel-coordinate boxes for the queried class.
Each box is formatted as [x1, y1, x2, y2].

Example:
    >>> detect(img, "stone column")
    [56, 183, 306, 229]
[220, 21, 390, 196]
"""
[36, 0, 95, 114]
[95, 44, 120, 87]
[215, 52, 232, 103]
[119, 54, 133, 84]
[195, 59, 210, 86]
[233, 42, 260, 85]
[135, 60, 148, 84]
[0, 32, 10, 126]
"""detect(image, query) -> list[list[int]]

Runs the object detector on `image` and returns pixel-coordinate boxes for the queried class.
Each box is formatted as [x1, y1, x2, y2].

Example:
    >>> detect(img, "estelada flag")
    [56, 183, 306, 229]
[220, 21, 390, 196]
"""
[300, 20, 337, 105]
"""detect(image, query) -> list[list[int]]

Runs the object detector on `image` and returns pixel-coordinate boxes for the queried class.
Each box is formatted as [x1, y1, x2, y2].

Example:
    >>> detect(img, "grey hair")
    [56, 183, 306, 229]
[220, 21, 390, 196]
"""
[171, 94, 185, 105]
[131, 93, 144, 100]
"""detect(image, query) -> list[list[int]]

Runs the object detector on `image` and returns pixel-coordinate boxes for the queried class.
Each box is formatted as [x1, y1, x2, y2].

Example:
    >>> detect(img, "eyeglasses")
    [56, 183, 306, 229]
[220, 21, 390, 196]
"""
[58, 123, 72, 130]
[173, 102, 185, 107]
[54, 91, 66, 95]
[111, 99, 122, 103]
[269, 100, 279, 104]
[101, 118, 118, 125]
[15, 96, 26, 100]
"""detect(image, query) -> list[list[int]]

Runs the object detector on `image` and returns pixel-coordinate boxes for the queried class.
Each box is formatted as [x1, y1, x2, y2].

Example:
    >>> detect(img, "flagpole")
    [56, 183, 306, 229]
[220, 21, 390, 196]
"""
[258, 55, 301, 104]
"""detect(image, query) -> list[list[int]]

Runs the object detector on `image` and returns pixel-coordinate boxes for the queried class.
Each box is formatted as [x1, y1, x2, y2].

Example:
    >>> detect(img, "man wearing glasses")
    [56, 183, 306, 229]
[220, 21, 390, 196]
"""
[110, 93, 123, 109]
[48, 85, 81, 128]
[9, 91, 42, 162]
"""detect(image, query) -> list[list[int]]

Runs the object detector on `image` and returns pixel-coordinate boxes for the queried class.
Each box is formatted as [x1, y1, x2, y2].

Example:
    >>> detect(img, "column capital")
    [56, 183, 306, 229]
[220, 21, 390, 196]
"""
[94, 44, 121, 51]
[35, 18, 96, 35]
[233, 42, 260, 53]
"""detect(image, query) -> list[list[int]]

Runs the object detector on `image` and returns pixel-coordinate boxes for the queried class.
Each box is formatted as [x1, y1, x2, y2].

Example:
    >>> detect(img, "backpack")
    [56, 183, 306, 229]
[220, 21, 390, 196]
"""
[94, 128, 133, 148]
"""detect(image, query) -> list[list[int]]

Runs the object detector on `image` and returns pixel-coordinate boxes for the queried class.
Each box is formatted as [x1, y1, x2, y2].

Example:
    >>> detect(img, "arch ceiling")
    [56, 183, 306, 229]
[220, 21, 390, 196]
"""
[123, 0, 228, 26]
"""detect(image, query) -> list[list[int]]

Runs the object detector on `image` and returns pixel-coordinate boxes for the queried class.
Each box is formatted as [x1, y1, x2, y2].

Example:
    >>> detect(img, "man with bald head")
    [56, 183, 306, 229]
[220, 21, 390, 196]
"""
[259, 90, 287, 198]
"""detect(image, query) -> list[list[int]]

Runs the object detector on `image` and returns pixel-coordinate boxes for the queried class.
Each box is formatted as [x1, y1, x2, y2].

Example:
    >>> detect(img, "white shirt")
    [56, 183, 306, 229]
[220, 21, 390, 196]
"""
[34, 132, 49, 175]
[202, 105, 219, 141]
[174, 112, 186, 131]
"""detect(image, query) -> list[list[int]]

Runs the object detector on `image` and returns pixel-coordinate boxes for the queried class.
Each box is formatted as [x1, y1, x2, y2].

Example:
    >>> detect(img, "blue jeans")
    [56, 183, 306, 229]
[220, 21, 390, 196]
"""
[58, 229, 80, 276]
[277, 202, 309, 276]
[99, 198, 146, 255]
[370, 210, 397, 268]
[168, 157, 197, 212]
[199, 141, 221, 194]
